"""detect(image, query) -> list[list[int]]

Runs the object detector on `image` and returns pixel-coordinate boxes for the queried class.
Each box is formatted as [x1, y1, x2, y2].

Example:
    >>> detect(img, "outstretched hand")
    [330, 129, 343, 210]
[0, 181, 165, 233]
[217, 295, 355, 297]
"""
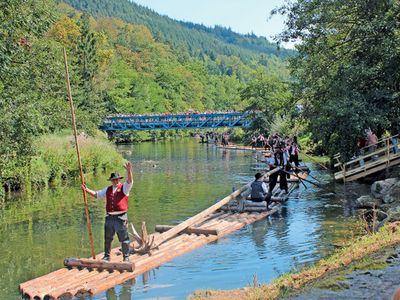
[124, 161, 133, 184]
[124, 161, 133, 172]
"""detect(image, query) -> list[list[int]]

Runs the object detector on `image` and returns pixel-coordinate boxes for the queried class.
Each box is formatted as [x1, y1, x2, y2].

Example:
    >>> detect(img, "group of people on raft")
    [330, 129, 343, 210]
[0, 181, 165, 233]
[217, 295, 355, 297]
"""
[249, 136, 301, 210]
[78, 134, 300, 262]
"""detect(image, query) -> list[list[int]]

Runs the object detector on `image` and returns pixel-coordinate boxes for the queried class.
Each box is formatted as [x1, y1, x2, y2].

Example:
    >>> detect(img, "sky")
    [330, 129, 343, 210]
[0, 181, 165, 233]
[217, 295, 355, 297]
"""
[131, 0, 294, 48]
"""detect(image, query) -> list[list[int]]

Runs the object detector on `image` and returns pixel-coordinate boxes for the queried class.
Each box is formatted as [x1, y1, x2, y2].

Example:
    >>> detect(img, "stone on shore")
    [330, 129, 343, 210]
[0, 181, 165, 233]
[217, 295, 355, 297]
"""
[371, 178, 400, 200]
[355, 195, 381, 208]
[387, 207, 400, 222]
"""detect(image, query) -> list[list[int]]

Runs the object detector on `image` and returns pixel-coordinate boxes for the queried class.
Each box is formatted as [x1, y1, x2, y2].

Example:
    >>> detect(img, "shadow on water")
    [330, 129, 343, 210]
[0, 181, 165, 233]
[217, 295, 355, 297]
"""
[0, 139, 370, 299]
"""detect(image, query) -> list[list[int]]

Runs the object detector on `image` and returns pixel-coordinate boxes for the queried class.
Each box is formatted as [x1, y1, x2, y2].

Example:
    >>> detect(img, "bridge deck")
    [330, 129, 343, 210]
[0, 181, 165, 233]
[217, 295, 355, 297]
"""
[100, 112, 251, 131]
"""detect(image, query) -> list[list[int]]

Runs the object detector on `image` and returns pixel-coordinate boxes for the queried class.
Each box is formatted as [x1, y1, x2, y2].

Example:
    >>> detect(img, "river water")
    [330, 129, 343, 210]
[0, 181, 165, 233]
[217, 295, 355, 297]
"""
[0, 139, 370, 299]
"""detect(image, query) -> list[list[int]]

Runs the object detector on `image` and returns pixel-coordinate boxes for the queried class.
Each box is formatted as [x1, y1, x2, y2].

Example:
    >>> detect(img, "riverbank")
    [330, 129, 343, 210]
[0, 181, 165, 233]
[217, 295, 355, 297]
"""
[1, 132, 125, 200]
[190, 221, 400, 300]
[291, 244, 400, 300]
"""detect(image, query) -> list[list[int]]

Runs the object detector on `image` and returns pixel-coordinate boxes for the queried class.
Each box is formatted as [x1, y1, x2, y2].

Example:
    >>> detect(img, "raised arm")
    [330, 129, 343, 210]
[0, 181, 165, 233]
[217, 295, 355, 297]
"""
[125, 161, 133, 184]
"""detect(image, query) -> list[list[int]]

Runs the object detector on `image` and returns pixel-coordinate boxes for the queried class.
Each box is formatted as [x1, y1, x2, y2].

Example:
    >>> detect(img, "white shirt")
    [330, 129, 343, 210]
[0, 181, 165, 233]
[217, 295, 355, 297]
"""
[96, 181, 133, 214]
[260, 181, 268, 194]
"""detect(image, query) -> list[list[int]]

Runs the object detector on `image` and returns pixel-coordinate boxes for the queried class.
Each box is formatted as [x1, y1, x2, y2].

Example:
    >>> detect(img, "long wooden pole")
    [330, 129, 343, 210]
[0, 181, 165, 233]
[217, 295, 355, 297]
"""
[63, 48, 96, 259]
[301, 152, 330, 170]
[281, 169, 321, 188]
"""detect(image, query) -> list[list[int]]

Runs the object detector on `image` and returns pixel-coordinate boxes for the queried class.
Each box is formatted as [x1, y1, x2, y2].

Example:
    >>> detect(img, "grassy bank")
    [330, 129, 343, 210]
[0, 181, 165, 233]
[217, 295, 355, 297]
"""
[1, 132, 125, 199]
[191, 221, 400, 300]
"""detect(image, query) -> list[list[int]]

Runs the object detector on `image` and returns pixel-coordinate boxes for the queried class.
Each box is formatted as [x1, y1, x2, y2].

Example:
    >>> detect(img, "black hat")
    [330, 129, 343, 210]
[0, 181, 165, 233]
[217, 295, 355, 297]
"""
[255, 173, 263, 180]
[108, 172, 123, 181]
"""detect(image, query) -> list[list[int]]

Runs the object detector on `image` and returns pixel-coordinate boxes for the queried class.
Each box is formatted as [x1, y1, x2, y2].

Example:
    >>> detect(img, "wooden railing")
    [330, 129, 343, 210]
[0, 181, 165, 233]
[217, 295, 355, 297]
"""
[334, 134, 400, 182]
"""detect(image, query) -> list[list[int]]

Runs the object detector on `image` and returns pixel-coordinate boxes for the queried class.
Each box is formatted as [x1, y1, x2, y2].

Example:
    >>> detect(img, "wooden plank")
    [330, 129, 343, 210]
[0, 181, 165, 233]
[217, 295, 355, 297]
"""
[344, 157, 400, 182]
[64, 258, 135, 272]
[155, 225, 219, 235]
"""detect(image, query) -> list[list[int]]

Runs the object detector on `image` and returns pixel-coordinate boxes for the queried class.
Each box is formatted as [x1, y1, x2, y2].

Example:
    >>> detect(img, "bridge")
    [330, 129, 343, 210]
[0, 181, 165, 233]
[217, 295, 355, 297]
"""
[100, 112, 252, 131]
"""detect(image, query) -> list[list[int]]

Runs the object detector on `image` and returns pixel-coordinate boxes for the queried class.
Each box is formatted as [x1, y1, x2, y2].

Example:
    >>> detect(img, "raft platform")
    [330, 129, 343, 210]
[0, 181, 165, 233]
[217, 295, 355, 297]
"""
[20, 169, 307, 300]
[216, 144, 271, 154]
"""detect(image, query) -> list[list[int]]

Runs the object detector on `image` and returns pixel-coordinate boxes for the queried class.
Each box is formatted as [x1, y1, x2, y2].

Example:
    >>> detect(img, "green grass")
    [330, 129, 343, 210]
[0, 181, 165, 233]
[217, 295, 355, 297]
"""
[31, 133, 125, 188]
[299, 153, 330, 165]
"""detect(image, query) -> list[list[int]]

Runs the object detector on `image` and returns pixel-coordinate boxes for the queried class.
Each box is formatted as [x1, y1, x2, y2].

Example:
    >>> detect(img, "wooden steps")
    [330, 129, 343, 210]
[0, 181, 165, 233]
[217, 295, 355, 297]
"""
[19, 170, 307, 300]
[334, 134, 400, 182]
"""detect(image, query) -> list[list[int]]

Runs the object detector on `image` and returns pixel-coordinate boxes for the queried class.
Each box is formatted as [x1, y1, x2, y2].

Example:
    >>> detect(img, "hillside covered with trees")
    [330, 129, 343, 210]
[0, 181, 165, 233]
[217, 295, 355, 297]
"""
[62, 0, 295, 63]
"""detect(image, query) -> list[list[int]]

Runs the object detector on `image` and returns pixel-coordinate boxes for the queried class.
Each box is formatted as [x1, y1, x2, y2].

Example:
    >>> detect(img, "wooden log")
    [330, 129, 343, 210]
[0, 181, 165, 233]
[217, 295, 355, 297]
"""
[64, 258, 135, 272]
[20, 268, 82, 296]
[240, 207, 268, 212]
[45, 270, 113, 300]
[154, 167, 280, 246]
[242, 200, 267, 207]
[155, 225, 219, 236]
[19, 268, 70, 291]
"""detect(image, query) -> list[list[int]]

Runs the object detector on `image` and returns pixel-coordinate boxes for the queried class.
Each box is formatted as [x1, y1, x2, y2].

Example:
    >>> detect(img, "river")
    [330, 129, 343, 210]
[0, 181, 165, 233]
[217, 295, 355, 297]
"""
[0, 139, 369, 299]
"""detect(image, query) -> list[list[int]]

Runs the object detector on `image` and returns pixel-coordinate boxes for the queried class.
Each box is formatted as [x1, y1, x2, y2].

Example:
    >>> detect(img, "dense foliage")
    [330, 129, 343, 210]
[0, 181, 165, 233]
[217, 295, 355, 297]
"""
[0, 0, 291, 198]
[62, 0, 294, 67]
[275, 0, 400, 158]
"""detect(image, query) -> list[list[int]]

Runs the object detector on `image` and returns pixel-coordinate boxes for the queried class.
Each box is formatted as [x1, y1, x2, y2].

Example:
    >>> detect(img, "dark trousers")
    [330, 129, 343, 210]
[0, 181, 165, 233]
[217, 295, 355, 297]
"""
[251, 193, 272, 208]
[290, 154, 299, 167]
[104, 214, 130, 258]
[269, 169, 288, 193]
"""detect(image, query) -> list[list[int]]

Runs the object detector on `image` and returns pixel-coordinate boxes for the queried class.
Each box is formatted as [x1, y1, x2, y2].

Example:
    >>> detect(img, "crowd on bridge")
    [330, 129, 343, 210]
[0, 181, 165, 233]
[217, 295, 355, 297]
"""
[351, 129, 399, 167]
[106, 110, 240, 119]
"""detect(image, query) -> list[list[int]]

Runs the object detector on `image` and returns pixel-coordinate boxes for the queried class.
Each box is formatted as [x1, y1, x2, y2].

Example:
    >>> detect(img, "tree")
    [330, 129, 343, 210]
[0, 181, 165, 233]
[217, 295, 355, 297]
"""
[241, 70, 291, 133]
[72, 13, 104, 132]
[274, 0, 400, 158]
[0, 0, 61, 193]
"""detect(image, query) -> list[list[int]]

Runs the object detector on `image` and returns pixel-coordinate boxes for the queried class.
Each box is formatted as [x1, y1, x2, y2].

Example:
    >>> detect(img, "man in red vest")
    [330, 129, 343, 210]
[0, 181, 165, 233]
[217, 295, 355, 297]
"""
[82, 161, 133, 262]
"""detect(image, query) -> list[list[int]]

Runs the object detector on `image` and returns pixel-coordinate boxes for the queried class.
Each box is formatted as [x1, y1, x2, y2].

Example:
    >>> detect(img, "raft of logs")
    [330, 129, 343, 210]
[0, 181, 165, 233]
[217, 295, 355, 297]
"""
[19, 168, 308, 300]
[216, 144, 271, 154]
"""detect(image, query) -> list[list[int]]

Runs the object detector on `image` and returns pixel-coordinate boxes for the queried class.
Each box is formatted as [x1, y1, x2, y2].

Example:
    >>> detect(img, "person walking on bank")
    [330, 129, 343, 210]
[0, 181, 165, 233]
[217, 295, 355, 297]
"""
[82, 161, 133, 262]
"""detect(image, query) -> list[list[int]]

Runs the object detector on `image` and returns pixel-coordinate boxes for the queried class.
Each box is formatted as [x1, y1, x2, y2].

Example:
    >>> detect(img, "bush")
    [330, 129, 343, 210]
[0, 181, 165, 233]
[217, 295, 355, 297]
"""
[34, 133, 125, 183]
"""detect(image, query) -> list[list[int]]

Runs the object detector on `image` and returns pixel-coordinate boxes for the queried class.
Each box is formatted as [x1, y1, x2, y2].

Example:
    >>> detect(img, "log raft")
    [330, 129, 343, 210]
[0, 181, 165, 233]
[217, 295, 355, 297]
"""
[216, 144, 272, 155]
[19, 169, 308, 300]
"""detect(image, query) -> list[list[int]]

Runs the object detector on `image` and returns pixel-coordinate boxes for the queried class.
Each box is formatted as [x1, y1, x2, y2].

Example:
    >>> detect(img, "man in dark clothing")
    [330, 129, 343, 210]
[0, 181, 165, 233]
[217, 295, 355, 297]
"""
[250, 173, 271, 209]
[269, 147, 288, 194]
[289, 136, 300, 167]
[82, 161, 133, 262]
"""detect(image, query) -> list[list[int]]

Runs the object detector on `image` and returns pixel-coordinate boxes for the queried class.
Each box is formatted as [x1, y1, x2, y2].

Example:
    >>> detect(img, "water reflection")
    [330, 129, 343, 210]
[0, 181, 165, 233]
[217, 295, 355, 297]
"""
[0, 140, 370, 300]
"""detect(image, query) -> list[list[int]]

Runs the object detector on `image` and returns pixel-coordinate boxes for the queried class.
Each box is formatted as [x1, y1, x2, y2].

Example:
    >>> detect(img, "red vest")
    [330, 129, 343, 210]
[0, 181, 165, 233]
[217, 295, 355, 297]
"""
[106, 183, 129, 213]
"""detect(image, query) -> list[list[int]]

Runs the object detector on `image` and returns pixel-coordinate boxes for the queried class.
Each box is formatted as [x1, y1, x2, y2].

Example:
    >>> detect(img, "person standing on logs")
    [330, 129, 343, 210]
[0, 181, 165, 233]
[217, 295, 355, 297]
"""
[289, 136, 300, 167]
[268, 146, 288, 194]
[250, 173, 271, 209]
[82, 161, 133, 262]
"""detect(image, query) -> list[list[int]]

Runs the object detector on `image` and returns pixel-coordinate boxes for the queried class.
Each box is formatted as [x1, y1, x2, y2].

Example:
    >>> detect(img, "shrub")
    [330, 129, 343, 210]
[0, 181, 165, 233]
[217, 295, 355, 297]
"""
[34, 133, 125, 183]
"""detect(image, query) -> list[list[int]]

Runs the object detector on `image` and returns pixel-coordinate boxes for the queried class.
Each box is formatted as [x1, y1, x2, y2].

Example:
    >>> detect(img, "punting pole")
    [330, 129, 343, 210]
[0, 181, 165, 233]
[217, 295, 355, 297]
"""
[63, 48, 96, 259]
[302, 152, 330, 170]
